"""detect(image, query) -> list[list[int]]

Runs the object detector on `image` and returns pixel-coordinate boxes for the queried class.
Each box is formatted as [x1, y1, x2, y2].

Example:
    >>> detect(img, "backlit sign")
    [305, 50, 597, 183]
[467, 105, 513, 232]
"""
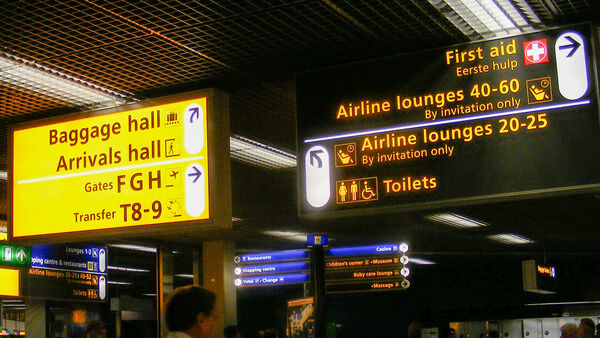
[235, 250, 309, 264]
[23, 244, 107, 301]
[297, 25, 599, 217]
[22, 268, 107, 301]
[235, 273, 310, 287]
[325, 243, 410, 294]
[523, 259, 557, 294]
[234, 249, 310, 288]
[0, 268, 20, 297]
[0, 244, 30, 268]
[31, 244, 106, 274]
[11, 90, 230, 242]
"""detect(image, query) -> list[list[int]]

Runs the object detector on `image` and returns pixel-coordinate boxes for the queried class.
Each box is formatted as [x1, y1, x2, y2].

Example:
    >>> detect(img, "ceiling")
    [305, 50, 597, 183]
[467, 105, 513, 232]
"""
[1, 0, 600, 259]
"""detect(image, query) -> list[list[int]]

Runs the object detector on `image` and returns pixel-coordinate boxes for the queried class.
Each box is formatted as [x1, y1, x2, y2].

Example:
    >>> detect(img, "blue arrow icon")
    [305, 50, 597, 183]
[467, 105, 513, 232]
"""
[189, 107, 200, 123]
[188, 166, 202, 183]
[309, 150, 324, 168]
[559, 36, 581, 58]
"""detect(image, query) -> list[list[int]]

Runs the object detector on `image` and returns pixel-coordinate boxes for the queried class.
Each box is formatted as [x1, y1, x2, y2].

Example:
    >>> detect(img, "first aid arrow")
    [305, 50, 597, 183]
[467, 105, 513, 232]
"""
[559, 35, 581, 58]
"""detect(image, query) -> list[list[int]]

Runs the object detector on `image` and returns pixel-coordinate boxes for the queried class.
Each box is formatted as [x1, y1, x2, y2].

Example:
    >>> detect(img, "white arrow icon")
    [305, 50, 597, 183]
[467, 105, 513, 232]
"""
[305, 145, 331, 208]
[16, 249, 26, 264]
[555, 31, 588, 100]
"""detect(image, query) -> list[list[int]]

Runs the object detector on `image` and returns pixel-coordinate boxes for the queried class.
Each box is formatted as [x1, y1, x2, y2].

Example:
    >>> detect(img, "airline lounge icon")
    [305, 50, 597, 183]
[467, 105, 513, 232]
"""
[527, 77, 553, 104]
[335, 143, 356, 167]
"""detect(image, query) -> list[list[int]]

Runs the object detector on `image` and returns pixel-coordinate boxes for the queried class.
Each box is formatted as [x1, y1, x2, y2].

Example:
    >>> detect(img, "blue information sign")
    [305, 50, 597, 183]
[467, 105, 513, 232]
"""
[31, 244, 107, 274]
[307, 234, 328, 247]
[235, 250, 308, 264]
[327, 243, 407, 257]
[235, 273, 310, 287]
[235, 261, 310, 276]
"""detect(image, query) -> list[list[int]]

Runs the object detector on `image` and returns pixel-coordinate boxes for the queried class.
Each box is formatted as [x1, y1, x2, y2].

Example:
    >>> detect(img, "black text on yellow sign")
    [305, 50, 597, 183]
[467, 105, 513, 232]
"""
[12, 97, 209, 238]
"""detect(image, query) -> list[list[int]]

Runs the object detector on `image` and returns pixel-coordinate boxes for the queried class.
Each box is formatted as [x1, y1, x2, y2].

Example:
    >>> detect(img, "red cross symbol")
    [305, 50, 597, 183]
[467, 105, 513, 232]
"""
[523, 39, 549, 65]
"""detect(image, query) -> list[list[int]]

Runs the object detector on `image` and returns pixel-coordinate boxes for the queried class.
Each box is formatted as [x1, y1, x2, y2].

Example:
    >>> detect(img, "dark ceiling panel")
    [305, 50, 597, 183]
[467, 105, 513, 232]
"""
[0, 1, 148, 61]
[0, 84, 69, 119]
[48, 35, 221, 93]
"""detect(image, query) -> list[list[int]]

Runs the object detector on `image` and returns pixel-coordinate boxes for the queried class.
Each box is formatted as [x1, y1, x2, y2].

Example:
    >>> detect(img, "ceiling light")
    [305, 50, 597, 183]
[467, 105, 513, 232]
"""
[107, 266, 150, 273]
[263, 230, 307, 242]
[487, 233, 534, 245]
[107, 280, 132, 286]
[230, 135, 296, 169]
[525, 301, 600, 306]
[174, 274, 194, 279]
[428, 0, 541, 39]
[425, 213, 488, 228]
[232, 217, 243, 222]
[409, 257, 437, 265]
[143, 293, 157, 297]
[0, 171, 6, 180]
[109, 244, 157, 253]
[0, 54, 129, 107]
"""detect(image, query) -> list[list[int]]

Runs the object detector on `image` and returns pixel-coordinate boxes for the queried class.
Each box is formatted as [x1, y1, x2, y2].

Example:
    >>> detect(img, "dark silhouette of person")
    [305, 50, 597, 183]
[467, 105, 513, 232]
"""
[579, 318, 595, 338]
[165, 285, 217, 338]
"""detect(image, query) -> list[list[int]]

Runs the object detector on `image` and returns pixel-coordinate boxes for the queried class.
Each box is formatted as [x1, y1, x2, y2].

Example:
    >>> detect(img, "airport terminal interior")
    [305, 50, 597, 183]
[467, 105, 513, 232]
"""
[1, 1, 600, 337]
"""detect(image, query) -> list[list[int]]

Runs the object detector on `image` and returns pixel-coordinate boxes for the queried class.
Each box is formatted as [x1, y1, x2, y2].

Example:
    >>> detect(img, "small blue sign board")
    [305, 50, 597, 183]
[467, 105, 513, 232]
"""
[235, 261, 310, 276]
[235, 250, 308, 264]
[327, 243, 405, 257]
[31, 244, 107, 274]
[307, 234, 328, 247]
[235, 273, 310, 287]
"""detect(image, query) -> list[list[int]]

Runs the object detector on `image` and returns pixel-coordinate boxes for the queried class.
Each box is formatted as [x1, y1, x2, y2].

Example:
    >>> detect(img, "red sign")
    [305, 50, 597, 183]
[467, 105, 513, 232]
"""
[523, 39, 549, 65]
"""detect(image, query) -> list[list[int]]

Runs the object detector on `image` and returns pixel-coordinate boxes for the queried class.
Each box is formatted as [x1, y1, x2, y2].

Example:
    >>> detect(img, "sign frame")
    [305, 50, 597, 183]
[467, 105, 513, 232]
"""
[296, 24, 600, 219]
[9, 89, 231, 244]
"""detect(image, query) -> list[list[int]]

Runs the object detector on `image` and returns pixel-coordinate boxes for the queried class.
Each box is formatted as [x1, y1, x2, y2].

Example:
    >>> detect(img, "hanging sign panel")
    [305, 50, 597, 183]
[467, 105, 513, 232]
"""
[297, 25, 599, 217]
[324, 243, 410, 294]
[10, 90, 231, 242]
[234, 249, 311, 288]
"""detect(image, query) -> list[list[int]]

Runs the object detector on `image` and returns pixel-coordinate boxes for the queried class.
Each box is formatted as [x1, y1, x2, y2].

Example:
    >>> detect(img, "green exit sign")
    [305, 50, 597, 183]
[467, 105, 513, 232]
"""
[0, 244, 30, 267]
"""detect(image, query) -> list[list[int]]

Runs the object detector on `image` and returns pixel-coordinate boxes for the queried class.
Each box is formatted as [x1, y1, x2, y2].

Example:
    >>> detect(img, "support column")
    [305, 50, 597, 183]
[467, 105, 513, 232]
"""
[25, 298, 45, 337]
[157, 244, 174, 337]
[193, 248, 202, 286]
[310, 246, 326, 338]
[203, 240, 236, 338]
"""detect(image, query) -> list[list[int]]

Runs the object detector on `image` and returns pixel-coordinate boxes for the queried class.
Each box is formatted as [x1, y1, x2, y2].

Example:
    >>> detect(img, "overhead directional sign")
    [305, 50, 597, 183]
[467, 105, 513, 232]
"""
[325, 243, 410, 294]
[31, 244, 107, 274]
[23, 244, 108, 301]
[234, 249, 310, 288]
[11, 90, 231, 242]
[235, 250, 309, 264]
[0, 244, 30, 268]
[297, 25, 599, 217]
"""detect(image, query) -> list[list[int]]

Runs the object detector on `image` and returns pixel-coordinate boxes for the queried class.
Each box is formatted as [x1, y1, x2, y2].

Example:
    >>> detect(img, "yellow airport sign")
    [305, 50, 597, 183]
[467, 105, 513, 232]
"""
[12, 94, 214, 239]
[0, 268, 20, 297]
